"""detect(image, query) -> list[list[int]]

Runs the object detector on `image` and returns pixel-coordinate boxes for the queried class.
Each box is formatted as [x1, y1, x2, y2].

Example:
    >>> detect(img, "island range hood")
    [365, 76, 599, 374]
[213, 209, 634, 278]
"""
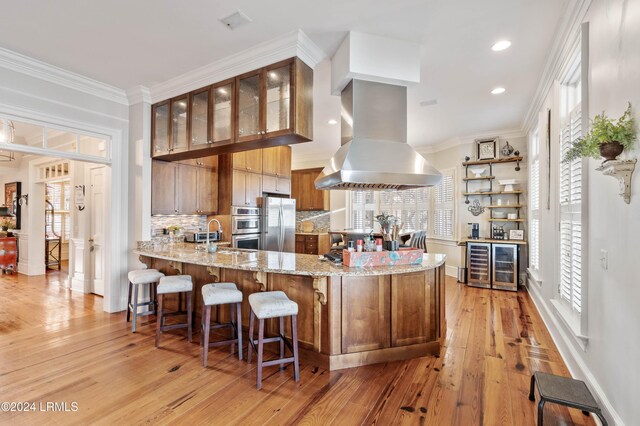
[315, 31, 441, 191]
[315, 79, 442, 190]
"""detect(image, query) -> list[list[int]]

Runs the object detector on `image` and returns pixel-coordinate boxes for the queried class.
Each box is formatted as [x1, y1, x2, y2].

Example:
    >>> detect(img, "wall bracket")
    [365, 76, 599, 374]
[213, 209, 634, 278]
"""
[596, 159, 636, 204]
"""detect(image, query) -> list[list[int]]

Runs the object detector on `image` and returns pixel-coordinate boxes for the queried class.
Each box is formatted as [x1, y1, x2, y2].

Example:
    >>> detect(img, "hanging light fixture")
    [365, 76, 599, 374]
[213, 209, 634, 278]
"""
[0, 120, 15, 162]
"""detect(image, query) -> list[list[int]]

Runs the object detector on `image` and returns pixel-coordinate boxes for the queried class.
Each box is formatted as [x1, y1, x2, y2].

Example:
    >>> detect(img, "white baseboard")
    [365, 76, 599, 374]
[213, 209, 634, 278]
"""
[526, 278, 624, 426]
[17, 261, 45, 276]
[445, 264, 458, 278]
[70, 276, 87, 293]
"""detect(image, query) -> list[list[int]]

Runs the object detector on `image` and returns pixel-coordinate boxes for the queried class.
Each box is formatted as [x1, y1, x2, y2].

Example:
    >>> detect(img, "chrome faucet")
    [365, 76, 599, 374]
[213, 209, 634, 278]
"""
[206, 218, 223, 246]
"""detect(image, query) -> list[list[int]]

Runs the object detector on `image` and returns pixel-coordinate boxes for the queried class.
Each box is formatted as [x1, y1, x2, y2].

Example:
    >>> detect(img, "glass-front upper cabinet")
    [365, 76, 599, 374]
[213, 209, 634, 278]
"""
[170, 96, 189, 154]
[265, 63, 291, 136]
[189, 88, 209, 150]
[152, 101, 170, 157]
[237, 72, 261, 142]
[212, 81, 233, 144]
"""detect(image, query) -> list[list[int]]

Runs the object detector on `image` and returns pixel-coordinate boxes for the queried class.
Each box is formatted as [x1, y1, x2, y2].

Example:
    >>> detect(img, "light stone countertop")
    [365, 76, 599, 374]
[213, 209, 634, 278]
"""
[134, 242, 446, 277]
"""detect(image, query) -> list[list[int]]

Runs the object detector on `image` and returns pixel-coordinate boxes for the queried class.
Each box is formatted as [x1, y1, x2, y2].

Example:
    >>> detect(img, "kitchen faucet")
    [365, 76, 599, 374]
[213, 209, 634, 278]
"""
[206, 218, 223, 247]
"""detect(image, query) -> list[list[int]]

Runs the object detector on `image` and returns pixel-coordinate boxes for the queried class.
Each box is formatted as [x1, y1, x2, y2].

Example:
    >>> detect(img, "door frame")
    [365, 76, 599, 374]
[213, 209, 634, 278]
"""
[0, 105, 126, 313]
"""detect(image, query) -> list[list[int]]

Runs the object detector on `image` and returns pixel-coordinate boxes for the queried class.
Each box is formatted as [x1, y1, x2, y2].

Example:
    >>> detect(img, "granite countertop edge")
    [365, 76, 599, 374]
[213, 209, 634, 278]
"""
[133, 244, 447, 278]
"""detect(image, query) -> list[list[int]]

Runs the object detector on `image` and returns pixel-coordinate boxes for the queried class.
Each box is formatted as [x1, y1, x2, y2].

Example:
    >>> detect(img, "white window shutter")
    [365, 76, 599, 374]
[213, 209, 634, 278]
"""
[559, 103, 583, 313]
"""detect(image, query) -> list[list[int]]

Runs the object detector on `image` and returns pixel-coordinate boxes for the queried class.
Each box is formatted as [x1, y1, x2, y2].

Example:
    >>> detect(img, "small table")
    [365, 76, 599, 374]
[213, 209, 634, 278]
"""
[529, 371, 607, 425]
[0, 236, 17, 273]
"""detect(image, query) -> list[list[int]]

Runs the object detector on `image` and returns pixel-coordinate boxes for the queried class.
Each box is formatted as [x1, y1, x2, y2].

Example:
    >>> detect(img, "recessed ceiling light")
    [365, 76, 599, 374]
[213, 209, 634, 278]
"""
[492, 40, 511, 51]
[491, 87, 506, 95]
[328, 119, 338, 125]
[219, 10, 252, 30]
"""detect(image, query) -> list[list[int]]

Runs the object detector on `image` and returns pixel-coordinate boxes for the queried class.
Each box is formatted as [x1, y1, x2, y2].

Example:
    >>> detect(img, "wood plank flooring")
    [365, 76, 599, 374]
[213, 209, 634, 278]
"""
[0, 270, 595, 425]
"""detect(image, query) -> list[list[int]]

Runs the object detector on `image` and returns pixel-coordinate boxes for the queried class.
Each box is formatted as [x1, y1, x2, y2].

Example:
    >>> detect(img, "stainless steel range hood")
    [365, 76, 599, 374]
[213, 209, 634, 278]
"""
[315, 79, 442, 191]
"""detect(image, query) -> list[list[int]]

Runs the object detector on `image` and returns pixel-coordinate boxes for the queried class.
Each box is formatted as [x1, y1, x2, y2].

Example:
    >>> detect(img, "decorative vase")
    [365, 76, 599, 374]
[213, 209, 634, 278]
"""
[599, 141, 624, 161]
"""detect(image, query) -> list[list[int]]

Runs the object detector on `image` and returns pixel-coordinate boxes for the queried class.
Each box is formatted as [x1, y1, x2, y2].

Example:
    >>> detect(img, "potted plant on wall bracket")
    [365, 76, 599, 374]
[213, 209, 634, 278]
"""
[563, 102, 636, 164]
[563, 102, 637, 204]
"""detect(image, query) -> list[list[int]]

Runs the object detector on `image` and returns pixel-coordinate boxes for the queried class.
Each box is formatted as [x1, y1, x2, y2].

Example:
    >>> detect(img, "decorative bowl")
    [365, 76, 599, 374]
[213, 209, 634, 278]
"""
[468, 167, 486, 178]
[493, 211, 507, 219]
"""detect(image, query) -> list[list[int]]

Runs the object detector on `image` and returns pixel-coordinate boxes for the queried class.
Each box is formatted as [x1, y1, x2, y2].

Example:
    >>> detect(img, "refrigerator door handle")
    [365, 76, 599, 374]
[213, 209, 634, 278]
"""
[278, 205, 284, 252]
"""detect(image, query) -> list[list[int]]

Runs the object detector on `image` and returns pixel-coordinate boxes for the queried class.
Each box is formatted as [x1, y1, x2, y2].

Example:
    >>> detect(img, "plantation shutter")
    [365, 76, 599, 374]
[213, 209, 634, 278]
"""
[379, 188, 431, 232]
[351, 190, 375, 229]
[559, 104, 583, 313]
[433, 173, 454, 239]
[530, 126, 541, 272]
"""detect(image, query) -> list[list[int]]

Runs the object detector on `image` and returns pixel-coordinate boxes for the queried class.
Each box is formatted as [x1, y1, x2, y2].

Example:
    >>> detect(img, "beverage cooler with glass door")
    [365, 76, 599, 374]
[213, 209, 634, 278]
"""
[467, 242, 519, 291]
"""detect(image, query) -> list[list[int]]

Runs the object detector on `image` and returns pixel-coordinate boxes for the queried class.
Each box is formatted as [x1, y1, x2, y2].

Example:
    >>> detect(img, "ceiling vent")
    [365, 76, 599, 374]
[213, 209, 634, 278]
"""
[219, 10, 252, 30]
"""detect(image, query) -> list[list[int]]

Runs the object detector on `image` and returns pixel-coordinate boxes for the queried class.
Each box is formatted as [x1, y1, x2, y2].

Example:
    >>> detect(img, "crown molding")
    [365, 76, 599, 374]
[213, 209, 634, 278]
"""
[149, 29, 326, 104]
[521, 0, 592, 133]
[415, 127, 526, 155]
[0, 47, 128, 106]
[126, 85, 152, 105]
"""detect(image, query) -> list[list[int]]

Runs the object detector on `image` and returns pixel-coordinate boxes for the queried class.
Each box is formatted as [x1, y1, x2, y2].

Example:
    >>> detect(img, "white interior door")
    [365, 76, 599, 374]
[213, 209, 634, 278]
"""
[89, 166, 105, 296]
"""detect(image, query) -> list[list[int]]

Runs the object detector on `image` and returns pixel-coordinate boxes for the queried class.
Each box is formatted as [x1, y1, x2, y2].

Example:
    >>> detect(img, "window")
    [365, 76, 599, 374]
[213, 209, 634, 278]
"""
[349, 168, 455, 239]
[559, 103, 583, 313]
[46, 180, 70, 242]
[529, 128, 540, 273]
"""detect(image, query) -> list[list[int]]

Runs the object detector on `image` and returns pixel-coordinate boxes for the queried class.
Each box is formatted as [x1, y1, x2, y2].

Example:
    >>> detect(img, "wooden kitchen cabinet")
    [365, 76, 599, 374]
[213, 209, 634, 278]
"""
[151, 160, 178, 214]
[291, 167, 329, 211]
[341, 276, 391, 353]
[390, 271, 435, 346]
[151, 57, 312, 161]
[232, 149, 262, 173]
[230, 169, 262, 207]
[262, 146, 291, 177]
[294, 233, 330, 255]
[152, 160, 218, 215]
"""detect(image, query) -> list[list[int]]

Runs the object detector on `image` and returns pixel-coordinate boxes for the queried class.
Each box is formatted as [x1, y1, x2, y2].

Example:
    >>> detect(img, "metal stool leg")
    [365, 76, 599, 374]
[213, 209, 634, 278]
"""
[202, 305, 211, 367]
[131, 284, 139, 333]
[596, 411, 608, 426]
[257, 318, 265, 390]
[537, 400, 545, 426]
[230, 304, 236, 355]
[529, 374, 536, 401]
[236, 302, 243, 361]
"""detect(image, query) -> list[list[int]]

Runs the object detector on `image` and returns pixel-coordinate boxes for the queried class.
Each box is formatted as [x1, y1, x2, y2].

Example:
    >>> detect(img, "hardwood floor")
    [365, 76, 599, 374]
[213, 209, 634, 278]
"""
[0, 270, 594, 425]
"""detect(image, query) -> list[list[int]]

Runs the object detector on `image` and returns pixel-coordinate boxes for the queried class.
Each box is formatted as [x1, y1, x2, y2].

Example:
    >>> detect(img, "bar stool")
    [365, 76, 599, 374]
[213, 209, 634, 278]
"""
[155, 275, 193, 348]
[201, 283, 243, 367]
[126, 269, 164, 332]
[247, 291, 300, 390]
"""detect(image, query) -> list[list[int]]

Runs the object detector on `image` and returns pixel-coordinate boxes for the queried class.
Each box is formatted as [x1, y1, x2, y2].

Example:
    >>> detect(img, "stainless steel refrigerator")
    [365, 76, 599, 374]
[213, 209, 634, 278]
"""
[262, 197, 296, 253]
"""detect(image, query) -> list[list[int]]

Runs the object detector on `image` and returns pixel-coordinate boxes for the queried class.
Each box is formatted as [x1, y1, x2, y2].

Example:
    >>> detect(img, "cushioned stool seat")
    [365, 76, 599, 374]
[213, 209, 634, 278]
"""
[157, 275, 193, 294]
[248, 291, 298, 319]
[201, 283, 243, 366]
[126, 269, 165, 333]
[155, 275, 193, 348]
[247, 291, 300, 390]
[202, 282, 243, 305]
[128, 269, 164, 285]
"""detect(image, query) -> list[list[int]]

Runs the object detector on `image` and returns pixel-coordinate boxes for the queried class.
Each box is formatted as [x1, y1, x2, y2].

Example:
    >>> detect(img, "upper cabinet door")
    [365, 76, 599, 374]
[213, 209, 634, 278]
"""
[236, 71, 263, 143]
[265, 62, 292, 137]
[189, 89, 210, 150]
[152, 102, 170, 157]
[212, 81, 234, 144]
[170, 96, 189, 154]
[278, 145, 292, 177]
[262, 146, 279, 176]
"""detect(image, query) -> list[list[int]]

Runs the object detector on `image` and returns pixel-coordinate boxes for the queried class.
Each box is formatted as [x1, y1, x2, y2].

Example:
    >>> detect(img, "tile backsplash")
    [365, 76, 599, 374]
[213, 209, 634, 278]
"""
[150, 215, 206, 236]
[295, 210, 330, 232]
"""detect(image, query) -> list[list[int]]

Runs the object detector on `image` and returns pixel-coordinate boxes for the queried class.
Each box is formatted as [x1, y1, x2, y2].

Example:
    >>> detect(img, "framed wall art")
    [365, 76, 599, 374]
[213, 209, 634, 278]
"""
[475, 138, 498, 160]
[4, 182, 21, 229]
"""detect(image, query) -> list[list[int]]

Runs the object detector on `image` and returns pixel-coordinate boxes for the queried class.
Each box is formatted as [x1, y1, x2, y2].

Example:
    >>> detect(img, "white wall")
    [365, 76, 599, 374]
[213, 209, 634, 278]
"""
[526, 0, 639, 424]
[0, 62, 129, 312]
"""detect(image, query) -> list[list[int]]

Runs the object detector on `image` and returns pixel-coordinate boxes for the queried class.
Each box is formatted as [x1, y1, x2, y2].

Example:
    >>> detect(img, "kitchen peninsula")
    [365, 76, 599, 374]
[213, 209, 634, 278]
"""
[135, 243, 446, 370]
